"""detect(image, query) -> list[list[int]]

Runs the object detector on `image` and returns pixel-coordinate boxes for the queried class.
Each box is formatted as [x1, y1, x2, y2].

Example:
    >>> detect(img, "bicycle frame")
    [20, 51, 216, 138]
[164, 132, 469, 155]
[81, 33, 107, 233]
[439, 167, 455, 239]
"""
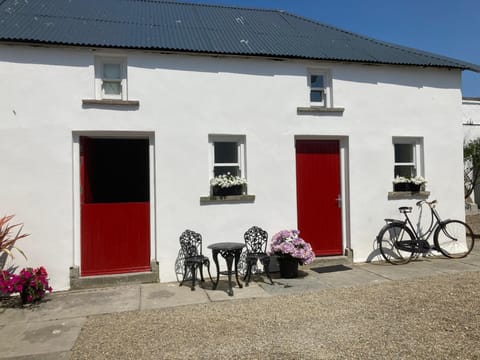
[402, 201, 444, 241]
[391, 200, 447, 254]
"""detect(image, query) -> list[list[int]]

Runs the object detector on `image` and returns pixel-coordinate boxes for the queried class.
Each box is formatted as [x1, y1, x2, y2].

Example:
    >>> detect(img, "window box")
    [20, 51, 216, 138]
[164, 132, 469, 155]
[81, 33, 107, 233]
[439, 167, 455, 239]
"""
[212, 184, 245, 197]
[393, 183, 422, 192]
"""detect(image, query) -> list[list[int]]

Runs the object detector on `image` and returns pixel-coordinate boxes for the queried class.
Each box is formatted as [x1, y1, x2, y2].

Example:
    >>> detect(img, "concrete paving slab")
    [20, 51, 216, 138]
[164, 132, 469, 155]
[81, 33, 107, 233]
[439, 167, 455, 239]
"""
[2, 351, 71, 360]
[0, 286, 140, 325]
[309, 265, 389, 288]
[140, 282, 210, 310]
[258, 270, 331, 295]
[359, 259, 447, 281]
[205, 281, 272, 302]
[416, 257, 480, 274]
[0, 317, 85, 359]
[456, 253, 480, 267]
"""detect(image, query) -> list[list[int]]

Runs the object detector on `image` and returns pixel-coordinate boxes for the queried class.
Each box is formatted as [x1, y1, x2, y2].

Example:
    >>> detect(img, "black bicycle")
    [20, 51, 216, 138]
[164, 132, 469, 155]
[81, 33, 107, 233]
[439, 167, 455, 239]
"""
[377, 200, 475, 264]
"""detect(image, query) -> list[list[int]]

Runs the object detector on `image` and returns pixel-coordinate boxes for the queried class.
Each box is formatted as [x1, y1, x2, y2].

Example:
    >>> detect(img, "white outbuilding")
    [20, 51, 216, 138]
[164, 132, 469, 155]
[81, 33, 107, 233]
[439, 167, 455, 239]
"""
[1, 0, 479, 290]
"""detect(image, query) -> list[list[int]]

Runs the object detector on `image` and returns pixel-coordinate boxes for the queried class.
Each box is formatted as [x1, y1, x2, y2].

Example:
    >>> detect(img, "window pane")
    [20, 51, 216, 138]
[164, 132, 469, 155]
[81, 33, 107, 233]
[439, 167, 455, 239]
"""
[395, 165, 416, 178]
[394, 144, 414, 163]
[310, 90, 324, 103]
[103, 63, 121, 79]
[214, 166, 240, 177]
[214, 142, 238, 163]
[103, 81, 122, 95]
[310, 75, 324, 88]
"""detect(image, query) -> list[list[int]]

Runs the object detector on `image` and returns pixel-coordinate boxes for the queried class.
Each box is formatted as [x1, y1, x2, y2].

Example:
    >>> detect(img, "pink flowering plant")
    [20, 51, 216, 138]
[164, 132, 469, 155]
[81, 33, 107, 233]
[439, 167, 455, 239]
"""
[0, 266, 52, 304]
[268, 230, 315, 265]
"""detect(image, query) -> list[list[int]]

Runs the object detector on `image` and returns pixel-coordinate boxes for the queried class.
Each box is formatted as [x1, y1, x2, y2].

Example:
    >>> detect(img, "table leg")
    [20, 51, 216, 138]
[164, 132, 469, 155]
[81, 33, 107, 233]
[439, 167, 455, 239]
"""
[234, 250, 243, 289]
[224, 251, 234, 296]
[212, 250, 220, 290]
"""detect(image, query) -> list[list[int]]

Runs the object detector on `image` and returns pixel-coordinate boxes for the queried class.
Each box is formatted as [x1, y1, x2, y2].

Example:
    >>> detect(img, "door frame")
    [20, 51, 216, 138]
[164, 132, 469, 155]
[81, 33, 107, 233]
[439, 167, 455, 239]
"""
[72, 131, 156, 275]
[294, 135, 350, 256]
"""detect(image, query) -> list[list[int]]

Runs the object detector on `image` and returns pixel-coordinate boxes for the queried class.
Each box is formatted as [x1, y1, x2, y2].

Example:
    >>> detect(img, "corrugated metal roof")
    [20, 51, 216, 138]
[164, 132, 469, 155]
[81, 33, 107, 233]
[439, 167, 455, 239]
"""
[0, 0, 479, 72]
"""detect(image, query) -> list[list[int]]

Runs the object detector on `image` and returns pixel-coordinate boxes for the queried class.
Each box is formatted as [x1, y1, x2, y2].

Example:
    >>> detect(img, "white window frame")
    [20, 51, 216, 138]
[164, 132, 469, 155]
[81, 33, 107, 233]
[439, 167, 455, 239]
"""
[308, 70, 331, 107]
[208, 134, 246, 180]
[393, 137, 423, 178]
[95, 56, 127, 100]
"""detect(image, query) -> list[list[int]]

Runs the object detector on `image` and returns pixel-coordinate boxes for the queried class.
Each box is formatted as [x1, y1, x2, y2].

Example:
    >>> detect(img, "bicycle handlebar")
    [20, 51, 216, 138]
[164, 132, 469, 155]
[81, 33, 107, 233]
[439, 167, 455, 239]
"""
[416, 199, 437, 208]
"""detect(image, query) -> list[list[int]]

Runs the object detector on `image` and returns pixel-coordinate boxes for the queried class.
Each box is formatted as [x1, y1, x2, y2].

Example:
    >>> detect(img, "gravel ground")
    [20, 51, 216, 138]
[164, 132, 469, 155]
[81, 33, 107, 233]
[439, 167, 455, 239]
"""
[70, 216, 480, 360]
[71, 271, 480, 360]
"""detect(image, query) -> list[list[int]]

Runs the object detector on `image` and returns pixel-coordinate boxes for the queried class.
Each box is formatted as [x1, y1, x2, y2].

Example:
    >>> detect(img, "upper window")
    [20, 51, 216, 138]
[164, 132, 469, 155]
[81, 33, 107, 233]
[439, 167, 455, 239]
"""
[309, 71, 331, 107]
[95, 57, 127, 100]
[393, 137, 423, 178]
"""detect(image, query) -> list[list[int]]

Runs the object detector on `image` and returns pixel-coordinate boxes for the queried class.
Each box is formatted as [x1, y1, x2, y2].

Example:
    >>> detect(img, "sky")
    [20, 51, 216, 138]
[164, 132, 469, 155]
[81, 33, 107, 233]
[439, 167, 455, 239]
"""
[184, 0, 480, 97]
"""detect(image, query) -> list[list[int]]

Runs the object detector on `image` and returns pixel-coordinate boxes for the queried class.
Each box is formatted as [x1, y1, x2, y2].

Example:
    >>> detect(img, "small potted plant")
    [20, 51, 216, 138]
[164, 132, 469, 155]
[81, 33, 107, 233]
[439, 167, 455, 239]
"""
[210, 172, 247, 197]
[268, 230, 315, 278]
[393, 176, 427, 192]
[0, 266, 52, 304]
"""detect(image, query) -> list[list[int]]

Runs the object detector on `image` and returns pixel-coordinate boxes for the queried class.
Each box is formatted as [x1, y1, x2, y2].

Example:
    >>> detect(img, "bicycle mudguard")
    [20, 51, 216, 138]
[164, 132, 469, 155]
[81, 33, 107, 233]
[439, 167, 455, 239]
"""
[377, 220, 406, 242]
[384, 219, 404, 225]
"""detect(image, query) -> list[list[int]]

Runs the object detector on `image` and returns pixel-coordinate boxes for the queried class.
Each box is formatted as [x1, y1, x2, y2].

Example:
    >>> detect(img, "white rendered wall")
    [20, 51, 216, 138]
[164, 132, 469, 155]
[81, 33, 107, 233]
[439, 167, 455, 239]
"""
[0, 44, 465, 290]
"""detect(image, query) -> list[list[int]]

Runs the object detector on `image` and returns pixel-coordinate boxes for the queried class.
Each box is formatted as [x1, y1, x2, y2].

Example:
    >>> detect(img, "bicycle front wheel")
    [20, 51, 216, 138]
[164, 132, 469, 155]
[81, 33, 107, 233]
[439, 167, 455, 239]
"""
[434, 220, 474, 258]
[377, 223, 414, 265]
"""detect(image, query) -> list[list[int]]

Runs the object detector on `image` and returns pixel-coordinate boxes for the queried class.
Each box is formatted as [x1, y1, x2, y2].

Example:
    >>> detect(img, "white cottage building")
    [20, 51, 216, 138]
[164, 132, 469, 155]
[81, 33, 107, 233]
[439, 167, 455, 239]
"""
[1, 0, 479, 291]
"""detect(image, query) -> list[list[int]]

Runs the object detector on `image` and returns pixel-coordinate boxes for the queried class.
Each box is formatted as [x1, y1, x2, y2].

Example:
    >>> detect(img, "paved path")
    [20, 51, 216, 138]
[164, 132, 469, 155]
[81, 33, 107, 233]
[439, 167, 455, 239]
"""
[1, 250, 480, 359]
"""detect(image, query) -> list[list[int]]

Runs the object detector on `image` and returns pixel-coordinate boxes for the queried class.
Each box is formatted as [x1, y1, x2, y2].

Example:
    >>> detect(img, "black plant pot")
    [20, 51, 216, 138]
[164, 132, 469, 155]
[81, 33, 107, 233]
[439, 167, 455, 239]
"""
[277, 256, 299, 278]
[393, 183, 421, 192]
[212, 185, 243, 196]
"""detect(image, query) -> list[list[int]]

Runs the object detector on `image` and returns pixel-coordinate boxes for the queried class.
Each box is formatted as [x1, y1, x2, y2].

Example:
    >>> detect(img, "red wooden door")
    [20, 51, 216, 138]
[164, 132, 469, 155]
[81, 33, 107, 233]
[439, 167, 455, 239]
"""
[296, 140, 342, 256]
[80, 137, 150, 276]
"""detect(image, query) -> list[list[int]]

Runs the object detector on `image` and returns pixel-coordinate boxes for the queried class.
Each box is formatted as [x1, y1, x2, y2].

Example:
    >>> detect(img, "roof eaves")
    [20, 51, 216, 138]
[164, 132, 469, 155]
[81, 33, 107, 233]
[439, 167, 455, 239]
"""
[0, 37, 476, 72]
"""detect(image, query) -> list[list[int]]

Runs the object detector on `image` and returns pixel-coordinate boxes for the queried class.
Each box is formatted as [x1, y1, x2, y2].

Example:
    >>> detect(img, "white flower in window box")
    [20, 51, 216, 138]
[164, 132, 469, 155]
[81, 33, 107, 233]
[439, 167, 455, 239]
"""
[210, 173, 247, 196]
[393, 176, 427, 192]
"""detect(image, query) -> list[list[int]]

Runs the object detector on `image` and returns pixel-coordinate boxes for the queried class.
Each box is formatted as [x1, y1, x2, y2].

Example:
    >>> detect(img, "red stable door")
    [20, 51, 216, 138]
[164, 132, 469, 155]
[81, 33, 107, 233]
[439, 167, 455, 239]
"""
[80, 137, 150, 276]
[296, 140, 343, 256]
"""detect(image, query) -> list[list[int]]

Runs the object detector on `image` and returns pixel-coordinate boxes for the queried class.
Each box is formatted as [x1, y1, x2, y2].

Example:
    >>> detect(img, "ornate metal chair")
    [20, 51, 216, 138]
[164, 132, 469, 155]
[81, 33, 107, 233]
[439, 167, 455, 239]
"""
[179, 230, 213, 291]
[243, 226, 274, 286]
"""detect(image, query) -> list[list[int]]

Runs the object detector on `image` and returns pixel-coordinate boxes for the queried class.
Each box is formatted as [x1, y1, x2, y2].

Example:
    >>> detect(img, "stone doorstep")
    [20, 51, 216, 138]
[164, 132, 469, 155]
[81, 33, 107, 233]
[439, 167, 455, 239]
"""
[303, 248, 353, 270]
[69, 261, 159, 290]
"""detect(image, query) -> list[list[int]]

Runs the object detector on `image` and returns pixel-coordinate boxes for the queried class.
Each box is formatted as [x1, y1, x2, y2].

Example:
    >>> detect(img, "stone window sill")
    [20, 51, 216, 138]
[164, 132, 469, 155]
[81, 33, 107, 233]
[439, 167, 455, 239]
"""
[297, 106, 345, 115]
[200, 194, 255, 205]
[388, 191, 430, 200]
[82, 99, 140, 107]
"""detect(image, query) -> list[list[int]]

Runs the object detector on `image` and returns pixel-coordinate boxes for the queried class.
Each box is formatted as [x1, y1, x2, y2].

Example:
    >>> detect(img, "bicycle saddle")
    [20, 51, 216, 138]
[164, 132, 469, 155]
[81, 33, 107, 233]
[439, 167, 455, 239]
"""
[398, 206, 412, 213]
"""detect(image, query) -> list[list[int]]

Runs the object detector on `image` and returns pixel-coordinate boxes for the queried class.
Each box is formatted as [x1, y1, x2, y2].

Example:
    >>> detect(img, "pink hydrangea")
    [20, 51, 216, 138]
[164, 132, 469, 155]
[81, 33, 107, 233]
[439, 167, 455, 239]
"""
[268, 230, 315, 265]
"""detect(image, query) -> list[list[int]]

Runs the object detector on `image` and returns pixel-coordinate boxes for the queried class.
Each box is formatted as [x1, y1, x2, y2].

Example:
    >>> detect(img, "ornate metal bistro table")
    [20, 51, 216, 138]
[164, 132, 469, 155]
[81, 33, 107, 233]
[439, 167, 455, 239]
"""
[207, 242, 245, 296]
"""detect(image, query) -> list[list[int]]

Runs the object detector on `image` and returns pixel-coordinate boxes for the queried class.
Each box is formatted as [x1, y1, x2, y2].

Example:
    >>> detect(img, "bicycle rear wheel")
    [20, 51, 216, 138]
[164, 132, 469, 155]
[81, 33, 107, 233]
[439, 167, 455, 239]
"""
[434, 220, 474, 258]
[377, 223, 414, 265]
